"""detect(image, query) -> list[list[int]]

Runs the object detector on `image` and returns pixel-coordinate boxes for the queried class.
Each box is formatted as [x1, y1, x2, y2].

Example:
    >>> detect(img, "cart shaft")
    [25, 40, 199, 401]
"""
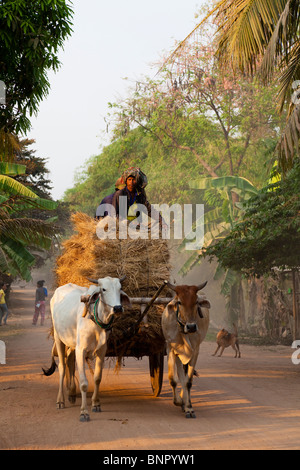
[130, 297, 172, 305]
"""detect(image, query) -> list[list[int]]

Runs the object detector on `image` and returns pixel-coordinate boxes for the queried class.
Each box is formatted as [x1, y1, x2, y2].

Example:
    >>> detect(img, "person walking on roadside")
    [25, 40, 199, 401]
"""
[0, 282, 9, 326]
[32, 280, 47, 326]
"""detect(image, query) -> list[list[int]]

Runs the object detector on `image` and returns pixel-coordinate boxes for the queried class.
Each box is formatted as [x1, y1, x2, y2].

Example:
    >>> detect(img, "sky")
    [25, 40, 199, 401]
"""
[29, 0, 205, 201]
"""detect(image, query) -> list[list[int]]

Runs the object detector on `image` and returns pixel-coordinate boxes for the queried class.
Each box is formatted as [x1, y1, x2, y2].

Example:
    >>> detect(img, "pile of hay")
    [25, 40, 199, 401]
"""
[54, 213, 172, 359]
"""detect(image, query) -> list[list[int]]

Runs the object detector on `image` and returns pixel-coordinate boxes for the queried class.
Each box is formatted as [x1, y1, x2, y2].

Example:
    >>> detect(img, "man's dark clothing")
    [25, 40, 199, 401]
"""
[112, 187, 163, 225]
[95, 193, 115, 219]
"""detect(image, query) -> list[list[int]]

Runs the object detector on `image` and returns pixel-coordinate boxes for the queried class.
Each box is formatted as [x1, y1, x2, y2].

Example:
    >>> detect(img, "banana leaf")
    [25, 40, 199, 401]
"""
[190, 176, 258, 194]
[0, 162, 26, 175]
[0, 238, 36, 281]
[0, 175, 38, 198]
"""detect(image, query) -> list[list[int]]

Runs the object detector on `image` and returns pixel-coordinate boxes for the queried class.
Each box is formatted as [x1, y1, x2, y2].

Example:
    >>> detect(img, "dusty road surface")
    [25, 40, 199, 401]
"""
[1, 285, 300, 451]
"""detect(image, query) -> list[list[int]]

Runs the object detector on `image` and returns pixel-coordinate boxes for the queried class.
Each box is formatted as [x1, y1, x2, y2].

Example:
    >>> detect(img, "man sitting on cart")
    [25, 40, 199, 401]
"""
[112, 167, 166, 231]
[95, 177, 125, 220]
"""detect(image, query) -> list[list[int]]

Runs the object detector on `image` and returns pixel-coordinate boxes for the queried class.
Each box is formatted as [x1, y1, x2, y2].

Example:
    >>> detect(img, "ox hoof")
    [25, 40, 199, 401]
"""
[80, 412, 90, 422]
[92, 405, 102, 413]
[68, 395, 76, 404]
[56, 402, 65, 409]
[185, 411, 196, 419]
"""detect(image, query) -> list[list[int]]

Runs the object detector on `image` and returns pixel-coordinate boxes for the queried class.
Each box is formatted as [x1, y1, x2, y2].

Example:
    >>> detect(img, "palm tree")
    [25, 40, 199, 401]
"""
[168, 0, 300, 171]
[0, 162, 58, 281]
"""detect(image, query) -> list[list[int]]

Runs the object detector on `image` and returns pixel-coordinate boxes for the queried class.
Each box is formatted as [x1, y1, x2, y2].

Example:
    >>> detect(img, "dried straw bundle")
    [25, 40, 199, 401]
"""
[54, 212, 172, 359]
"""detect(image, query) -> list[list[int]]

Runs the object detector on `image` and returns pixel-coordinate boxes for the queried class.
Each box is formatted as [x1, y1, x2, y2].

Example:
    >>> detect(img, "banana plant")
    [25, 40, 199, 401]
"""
[0, 162, 58, 281]
[178, 175, 258, 305]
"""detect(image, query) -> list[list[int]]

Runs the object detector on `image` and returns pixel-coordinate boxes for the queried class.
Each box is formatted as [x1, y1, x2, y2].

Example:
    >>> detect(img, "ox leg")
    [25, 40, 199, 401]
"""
[76, 346, 90, 422]
[176, 357, 197, 419]
[55, 337, 66, 409]
[167, 347, 182, 407]
[66, 349, 76, 404]
[91, 351, 105, 413]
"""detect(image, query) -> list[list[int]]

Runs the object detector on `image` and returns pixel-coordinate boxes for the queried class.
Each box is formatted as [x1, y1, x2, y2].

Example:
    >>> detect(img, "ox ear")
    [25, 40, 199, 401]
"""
[197, 296, 211, 309]
[80, 294, 90, 304]
[197, 297, 210, 319]
[80, 291, 100, 305]
[166, 297, 177, 315]
[121, 291, 132, 308]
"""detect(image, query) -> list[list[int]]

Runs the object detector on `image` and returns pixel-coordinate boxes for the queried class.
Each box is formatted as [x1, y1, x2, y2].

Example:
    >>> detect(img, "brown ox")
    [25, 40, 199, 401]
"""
[162, 281, 210, 418]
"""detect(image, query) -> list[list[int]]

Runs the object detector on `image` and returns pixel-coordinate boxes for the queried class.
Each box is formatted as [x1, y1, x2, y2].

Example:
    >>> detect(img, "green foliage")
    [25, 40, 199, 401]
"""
[63, 126, 205, 215]
[14, 139, 53, 199]
[64, 28, 284, 217]
[204, 159, 300, 276]
[0, 0, 73, 134]
[178, 175, 258, 275]
[0, 162, 58, 280]
[190, 0, 300, 170]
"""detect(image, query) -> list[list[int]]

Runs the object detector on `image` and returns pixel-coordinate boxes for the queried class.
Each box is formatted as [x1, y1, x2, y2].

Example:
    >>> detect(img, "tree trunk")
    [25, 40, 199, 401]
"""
[292, 270, 300, 341]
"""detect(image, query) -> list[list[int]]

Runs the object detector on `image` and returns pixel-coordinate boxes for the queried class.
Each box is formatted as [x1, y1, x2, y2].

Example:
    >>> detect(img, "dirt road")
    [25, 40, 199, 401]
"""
[1, 285, 300, 450]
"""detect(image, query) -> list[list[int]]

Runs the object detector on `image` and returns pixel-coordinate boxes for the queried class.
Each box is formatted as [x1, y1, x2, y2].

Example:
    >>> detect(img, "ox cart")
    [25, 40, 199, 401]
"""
[105, 281, 172, 397]
[55, 213, 173, 398]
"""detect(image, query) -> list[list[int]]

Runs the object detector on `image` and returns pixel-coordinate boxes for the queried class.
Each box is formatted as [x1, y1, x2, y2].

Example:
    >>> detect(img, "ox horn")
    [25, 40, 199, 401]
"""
[196, 281, 207, 291]
[166, 281, 176, 291]
[119, 275, 126, 283]
[87, 277, 99, 285]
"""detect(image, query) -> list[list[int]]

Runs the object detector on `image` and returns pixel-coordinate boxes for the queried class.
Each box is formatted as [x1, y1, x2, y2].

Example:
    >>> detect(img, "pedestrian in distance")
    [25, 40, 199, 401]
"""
[0, 282, 9, 326]
[32, 280, 47, 326]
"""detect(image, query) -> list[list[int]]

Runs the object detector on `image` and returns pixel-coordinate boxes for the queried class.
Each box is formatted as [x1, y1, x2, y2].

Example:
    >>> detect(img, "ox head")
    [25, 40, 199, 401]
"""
[167, 281, 210, 334]
[81, 276, 131, 326]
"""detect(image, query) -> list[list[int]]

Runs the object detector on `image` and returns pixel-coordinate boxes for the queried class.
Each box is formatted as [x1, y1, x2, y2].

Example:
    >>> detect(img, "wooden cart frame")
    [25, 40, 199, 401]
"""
[107, 281, 173, 397]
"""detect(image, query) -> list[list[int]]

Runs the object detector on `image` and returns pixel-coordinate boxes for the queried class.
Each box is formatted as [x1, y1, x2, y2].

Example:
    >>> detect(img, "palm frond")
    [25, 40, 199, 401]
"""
[0, 247, 10, 273]
[0, 216, 57, 250]
[259, 0, 293, 84]
[277, 39, 300, 111]
[277, 104, 300, 171]
[215, 0, 287, 73]
[0, 193, 57, 214]
[0, 238, 36, 281]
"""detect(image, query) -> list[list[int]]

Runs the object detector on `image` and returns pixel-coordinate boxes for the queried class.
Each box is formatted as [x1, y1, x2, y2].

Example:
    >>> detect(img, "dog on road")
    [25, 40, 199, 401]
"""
[213, 323, 241, 358]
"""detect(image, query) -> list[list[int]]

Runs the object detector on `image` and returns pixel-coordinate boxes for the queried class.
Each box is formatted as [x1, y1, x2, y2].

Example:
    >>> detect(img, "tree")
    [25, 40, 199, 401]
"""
[179, 175, 259, 275]
[0, 0, 73, 135]
[171, 0, 300, 171]
[203, 161, 300, 277]
[14, 138, 53, 199]
[0, 162, 58, 280]
[110, 31, 285, 189]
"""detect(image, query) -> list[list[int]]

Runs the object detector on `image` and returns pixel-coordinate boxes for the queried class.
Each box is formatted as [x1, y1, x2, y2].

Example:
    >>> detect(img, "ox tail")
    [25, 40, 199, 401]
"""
[42, 343, 57, 376]
[42, 358, 57, 376]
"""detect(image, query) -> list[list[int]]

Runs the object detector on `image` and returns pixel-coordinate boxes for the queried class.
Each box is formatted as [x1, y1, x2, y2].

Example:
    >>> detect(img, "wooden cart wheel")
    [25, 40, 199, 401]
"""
[149, 352, 164, 397]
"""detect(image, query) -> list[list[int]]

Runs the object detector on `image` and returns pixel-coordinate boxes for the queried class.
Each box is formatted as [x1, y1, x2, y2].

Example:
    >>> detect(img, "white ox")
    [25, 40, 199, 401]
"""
[162, 281, 210, 418]
[43, 276, 131, 422]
